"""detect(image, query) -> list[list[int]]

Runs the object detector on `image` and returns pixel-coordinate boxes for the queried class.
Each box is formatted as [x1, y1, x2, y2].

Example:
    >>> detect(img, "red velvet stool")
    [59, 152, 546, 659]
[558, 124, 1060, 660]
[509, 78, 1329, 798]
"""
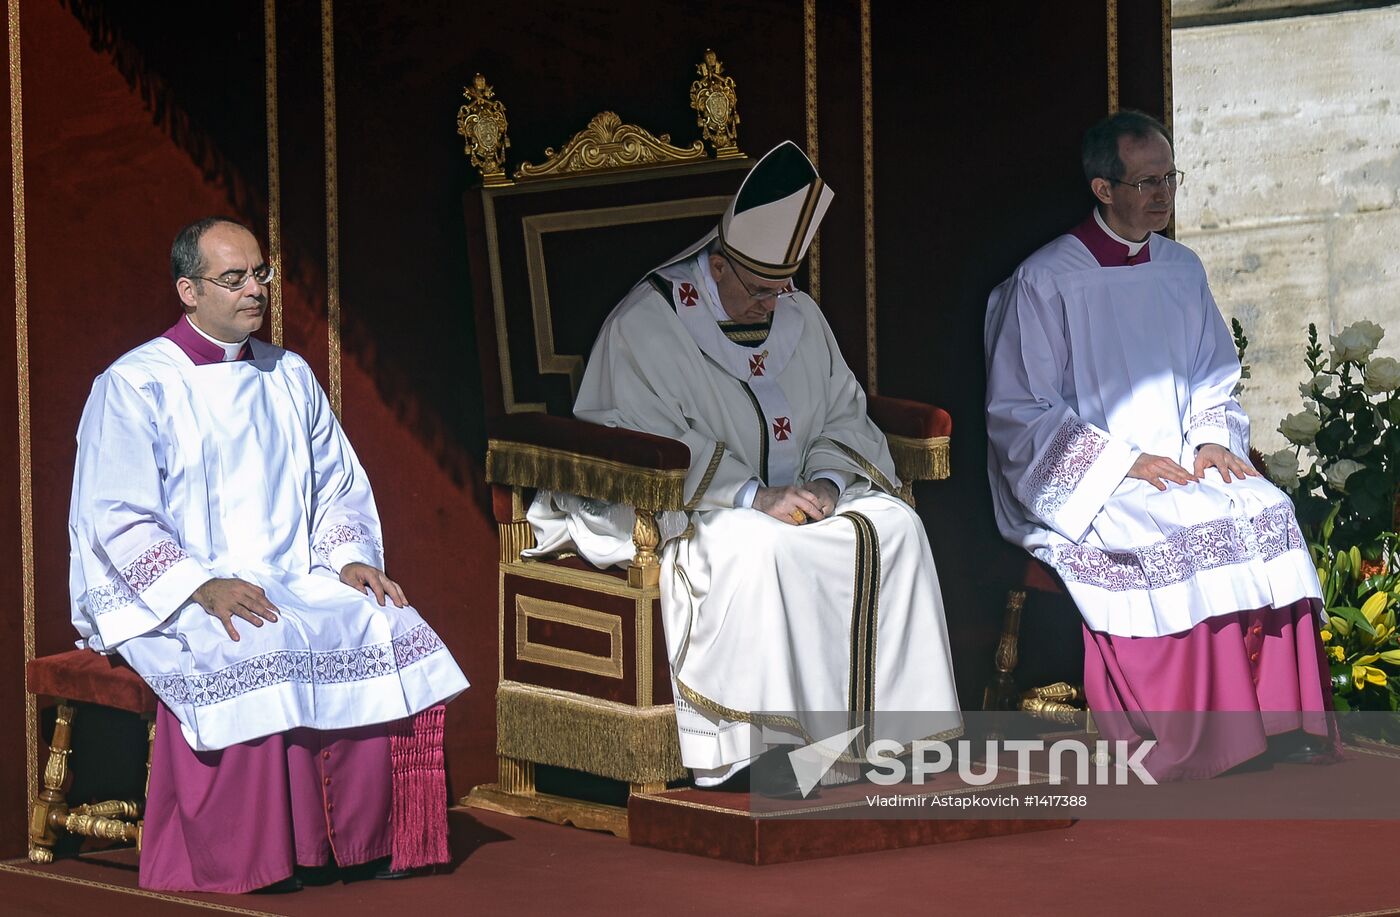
[25, 650, 157, 863]
[982, 558, 1091, 726]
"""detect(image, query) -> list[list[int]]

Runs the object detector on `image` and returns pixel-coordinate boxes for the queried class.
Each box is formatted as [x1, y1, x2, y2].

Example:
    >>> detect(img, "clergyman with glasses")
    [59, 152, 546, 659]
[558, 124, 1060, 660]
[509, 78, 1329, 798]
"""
[984, 111, 1336, 780]
[67, 217, 468, 893]
[528, 142, 961, 796]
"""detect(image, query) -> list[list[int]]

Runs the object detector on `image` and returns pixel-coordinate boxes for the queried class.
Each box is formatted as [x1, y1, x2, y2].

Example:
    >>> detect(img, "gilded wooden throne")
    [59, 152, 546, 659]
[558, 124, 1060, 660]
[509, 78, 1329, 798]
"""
[456, 52, 953, 836]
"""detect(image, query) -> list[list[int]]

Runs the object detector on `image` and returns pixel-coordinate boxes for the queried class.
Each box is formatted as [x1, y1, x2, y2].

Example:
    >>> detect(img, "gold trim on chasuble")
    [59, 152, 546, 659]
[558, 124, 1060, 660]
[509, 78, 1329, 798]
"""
[685, 441, 727, 511]
[737, 381, 769, 484]
[843, 510, 880, 730]
[830, 439, 900, 496]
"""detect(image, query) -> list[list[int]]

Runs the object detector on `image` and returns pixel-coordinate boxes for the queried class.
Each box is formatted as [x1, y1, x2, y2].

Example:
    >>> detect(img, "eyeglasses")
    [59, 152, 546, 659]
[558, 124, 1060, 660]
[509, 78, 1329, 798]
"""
[1110, 170, 1186, 194]
[723, 254, 794, 303]
[188, 263, 275, 292]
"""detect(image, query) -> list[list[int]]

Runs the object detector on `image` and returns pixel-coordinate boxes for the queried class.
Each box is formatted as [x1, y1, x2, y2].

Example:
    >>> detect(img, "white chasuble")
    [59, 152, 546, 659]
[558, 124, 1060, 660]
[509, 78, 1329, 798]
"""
[530, 240, 961, 769]
[985, 231, 1322, 638]
[69, 338, 468, 751]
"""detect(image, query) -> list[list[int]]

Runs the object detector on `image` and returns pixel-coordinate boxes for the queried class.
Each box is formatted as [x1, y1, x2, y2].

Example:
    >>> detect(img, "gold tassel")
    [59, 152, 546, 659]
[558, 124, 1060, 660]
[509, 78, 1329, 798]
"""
[487, 441, 687, 511]
[495, 681, 686, 783]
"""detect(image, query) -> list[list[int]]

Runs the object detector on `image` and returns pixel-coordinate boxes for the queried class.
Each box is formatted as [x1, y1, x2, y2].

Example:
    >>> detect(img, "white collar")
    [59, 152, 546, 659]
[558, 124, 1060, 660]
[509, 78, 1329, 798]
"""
[696, 252, 732, 322]
[185, 315, 248, 361]
[1094, 208, 1148, 257]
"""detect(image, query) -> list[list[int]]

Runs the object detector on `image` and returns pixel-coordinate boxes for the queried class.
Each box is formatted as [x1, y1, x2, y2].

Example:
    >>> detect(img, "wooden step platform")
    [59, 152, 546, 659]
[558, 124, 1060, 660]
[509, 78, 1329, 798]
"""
[628, 780, 1072, 865]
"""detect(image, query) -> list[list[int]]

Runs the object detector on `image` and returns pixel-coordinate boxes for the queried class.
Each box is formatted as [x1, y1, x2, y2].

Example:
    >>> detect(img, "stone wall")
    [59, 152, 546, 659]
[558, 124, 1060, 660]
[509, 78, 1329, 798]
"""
[1172, 3, 1400, 452]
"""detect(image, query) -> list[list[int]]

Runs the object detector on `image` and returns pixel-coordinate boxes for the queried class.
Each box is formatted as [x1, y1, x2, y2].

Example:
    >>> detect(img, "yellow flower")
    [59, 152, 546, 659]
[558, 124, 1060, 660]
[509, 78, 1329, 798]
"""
[1352, 664, 1389, 687]
[1361, 592, 1390, 626]
[1320, 628, 1333, 643]
[1331, 646, 1346, 662]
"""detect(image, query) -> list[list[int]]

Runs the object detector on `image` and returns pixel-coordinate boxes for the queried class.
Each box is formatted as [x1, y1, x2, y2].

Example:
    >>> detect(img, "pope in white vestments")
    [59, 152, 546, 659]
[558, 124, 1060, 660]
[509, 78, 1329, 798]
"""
[529, 142, 961, 789]
[985, 112, 1335, 780]
[68, 218, 468, 892]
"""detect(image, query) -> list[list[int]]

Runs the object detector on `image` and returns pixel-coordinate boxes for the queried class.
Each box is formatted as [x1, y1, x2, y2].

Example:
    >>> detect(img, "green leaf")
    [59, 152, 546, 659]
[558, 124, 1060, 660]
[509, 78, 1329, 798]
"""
[1330, 604, 1378, 637]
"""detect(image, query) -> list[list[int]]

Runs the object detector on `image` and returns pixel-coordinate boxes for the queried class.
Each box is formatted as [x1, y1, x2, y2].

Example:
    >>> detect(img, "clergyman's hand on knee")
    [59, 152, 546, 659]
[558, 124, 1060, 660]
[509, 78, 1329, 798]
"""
[340, 562, 407, 608]
[753, 485, 828, 525]
[191, 578, 280, 642]
[1126, 453, 1199, 492]
[1193, 443, 1260, 484]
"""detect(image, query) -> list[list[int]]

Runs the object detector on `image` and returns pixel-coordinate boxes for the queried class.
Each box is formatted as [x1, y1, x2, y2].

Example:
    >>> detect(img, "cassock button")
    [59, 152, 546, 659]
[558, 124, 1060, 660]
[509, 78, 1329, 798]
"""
[324, 777, 332, 786]
[322, 751, 331, 760]
[1249, 652, 1260, 662]
[327, 802, 335, 812]
[1252, 625, 1263, 635]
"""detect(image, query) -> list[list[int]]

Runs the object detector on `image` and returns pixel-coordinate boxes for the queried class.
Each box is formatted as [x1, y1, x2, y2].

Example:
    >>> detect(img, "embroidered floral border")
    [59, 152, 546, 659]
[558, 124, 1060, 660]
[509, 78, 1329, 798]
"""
[1022, 418, 1109, 522]
[313, 522, 384, 565]
[1042, 501, 1304, 592]
[88, 539, 190, 617]
[146, 623, 445, 708]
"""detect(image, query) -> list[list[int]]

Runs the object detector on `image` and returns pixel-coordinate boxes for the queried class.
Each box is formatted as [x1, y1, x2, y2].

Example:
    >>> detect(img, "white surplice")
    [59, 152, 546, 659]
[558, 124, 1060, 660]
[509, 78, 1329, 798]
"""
[530, 236, 961, 769]
[984, 228, 1322, 638]
[69, 337, 468, 751]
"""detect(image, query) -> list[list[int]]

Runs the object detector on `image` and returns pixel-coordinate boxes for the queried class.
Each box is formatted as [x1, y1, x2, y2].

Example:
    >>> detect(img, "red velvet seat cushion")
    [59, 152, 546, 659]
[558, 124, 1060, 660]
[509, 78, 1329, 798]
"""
[492, 413, 690, 470]
[866, 395, 953, 439]
[27, 650, 158, 715]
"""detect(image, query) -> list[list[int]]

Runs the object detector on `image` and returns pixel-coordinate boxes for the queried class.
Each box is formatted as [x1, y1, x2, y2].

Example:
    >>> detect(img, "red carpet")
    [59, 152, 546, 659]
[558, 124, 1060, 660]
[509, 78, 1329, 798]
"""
[1, 804, 1397, 916]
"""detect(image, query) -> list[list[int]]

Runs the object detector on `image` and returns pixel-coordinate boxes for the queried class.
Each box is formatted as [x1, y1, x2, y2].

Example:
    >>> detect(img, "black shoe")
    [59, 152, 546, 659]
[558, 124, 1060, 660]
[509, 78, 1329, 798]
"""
[751, 746, 818, 801]
[253, 875, 303, 894]
[362, 856, 420, 880]
[1268, 732, 1336, 765]
[295, 863, 340, 887]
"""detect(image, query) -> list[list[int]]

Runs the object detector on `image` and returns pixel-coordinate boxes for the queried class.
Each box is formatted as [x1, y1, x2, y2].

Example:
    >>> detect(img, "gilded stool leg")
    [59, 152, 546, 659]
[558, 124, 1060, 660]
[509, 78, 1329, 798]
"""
[28, 702, 75, 864]
[498, 756, 536, 796]
[982, 590, 1026, 713]
[629, 780, 666, 797]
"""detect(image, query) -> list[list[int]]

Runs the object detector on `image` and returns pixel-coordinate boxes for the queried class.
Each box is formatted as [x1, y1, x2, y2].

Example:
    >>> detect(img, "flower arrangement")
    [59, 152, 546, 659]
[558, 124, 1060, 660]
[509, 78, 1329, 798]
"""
[1244, 318, 1400, 712]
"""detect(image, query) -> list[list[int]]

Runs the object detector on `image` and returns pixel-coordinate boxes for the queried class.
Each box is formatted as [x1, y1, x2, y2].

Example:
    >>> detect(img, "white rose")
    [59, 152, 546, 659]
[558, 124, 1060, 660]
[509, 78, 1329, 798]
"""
[1298, 373, 1335, 398]
[1324, 458, 1364, 493]
[1262, 449, 1300, 491]
[1330, 319, 1385, 366]
[1278, 409, 1322, 445]
[1364, 356, 1400, 394]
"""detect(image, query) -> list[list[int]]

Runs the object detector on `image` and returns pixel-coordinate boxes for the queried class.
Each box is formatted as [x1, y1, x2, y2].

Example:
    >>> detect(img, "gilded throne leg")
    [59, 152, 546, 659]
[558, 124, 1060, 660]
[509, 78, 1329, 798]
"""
[982, 590, 1026, 713]
[28, 702, 75, 864]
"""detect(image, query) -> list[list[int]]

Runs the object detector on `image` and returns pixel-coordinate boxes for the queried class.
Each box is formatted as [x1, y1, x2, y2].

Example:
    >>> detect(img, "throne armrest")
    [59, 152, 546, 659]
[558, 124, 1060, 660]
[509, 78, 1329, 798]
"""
[486, 413, 691, 512]
[867, 394, 952, 483]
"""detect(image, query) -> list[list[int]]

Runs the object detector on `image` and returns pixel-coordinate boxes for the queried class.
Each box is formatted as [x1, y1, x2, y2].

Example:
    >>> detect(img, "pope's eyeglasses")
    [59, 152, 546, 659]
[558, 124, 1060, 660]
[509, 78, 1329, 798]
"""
[722, 254, 794, 303]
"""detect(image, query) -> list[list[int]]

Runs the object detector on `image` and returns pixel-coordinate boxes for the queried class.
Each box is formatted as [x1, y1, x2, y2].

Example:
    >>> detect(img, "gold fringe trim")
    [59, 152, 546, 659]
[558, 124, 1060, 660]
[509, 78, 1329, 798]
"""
[887, 434, 950, 481]
[495, 681, 685, 783]
[487, 440, 687, 511]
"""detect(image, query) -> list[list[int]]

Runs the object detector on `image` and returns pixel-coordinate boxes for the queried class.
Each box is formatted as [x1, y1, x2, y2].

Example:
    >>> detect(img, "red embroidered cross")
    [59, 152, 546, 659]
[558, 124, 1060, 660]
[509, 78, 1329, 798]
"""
[772, 416, 792, 441]
[749, 353, 766, 376]
[677, 282, 699, 307]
